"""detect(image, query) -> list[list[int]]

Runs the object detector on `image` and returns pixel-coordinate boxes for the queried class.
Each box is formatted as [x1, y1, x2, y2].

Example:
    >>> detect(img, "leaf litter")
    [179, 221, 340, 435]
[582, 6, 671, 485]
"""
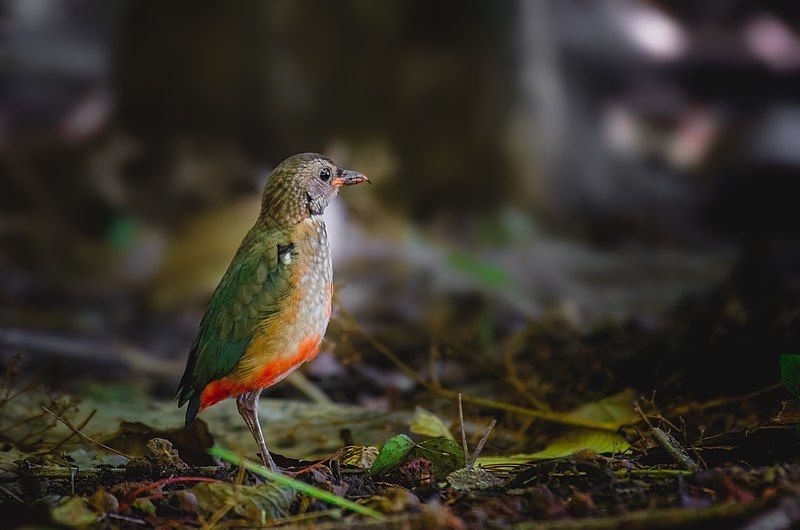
[2, 255, 800, 529]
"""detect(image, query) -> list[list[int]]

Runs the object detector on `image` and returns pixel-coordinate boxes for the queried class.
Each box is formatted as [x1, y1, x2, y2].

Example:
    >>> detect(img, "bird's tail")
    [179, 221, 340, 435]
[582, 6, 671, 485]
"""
[184, 394, 201, 427]
[176, 357, 201, 427]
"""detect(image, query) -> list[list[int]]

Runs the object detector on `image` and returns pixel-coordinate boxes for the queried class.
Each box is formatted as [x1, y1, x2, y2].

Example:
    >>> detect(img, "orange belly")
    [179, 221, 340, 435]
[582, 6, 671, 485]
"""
[199, 334, 321, 410]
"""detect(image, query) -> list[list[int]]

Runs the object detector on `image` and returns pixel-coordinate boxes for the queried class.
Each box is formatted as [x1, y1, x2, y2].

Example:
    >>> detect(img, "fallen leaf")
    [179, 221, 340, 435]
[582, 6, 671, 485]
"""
[410, 406, 454, 440]
[51, 497, 99, 528]
[415, 437, 465, 480]
[3, 386, 412, 462]
[366, 485, 421, 514]
[479, 431, 629, 466]
[478, 390, 634, 465]
[192, 482, 293, 524]
[567, 389, 636, 427]
[339, 445, 380, 469]
[369, 434, 415, 476]
[103, 420, 215, 466]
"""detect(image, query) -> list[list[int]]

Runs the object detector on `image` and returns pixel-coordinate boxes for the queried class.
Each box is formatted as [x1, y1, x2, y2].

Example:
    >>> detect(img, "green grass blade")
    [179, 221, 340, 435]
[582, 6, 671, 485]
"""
[209, 446, 384, 520]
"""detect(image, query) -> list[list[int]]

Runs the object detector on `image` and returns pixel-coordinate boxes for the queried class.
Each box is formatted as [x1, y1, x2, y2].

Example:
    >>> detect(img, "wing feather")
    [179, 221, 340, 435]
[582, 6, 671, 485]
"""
[176, 224, 293, 421]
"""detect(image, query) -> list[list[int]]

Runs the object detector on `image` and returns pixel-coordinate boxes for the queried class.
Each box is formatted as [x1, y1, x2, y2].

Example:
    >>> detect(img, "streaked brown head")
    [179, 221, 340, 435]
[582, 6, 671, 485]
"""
[260, 152, 369, 226]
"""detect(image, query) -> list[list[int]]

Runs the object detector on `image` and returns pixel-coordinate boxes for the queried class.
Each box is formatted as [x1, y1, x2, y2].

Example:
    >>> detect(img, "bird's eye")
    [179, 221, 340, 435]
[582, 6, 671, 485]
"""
[319, 168, 331, 182]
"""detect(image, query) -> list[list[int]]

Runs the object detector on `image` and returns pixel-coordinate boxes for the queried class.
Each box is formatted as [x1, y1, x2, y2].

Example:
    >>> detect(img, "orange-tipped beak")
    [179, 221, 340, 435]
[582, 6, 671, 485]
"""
[331, 170, 370, 187]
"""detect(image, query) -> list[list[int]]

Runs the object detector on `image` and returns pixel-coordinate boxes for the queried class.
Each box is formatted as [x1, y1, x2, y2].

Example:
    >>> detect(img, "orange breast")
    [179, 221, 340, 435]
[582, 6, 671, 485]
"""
[199, 334, 322, 410]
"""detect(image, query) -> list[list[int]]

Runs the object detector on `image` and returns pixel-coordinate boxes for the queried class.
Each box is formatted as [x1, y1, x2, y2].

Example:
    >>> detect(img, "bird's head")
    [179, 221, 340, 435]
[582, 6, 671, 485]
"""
[259, 152, 369, 226]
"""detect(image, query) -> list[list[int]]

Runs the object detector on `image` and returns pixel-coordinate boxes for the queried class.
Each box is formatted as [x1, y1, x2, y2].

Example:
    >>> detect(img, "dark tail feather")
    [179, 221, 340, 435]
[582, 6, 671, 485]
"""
[176, 349, 195, 407]
[184, 394, 201, 427]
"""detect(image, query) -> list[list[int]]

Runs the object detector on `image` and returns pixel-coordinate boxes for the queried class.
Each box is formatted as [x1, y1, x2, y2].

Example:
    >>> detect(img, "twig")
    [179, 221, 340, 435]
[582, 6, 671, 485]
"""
[14, 465, 221, 482]
[633, 400, 654, 429]
[429, 343, 440, 389]
[543, 468, 695, 479]
[1, 380, 40, 411]
[44, 408, 97, 456]
[63, 454, 76, 496]
[200, 497, 236, 530]
[668, 382, 784, 416]
[15, 466, 125, 480]
[2, 412, 49, 438]
[651, 427, 696, 471]
[107, 513, 146, 525]
[503, 350, 550, 411]
[118, 476, 221, 512]
[344, 313, 627, 432]
[458, 394, 469, 462]
[624, 468, 694, 477]
[18, 408, 56, 446]
[234, 450, 247, 486]
[41, 406, 131, 459]
[0, 483, 24, 504]
[264, 508, 342, 528]
[286, 372, 333, 405]
[467, 419, 497, 469]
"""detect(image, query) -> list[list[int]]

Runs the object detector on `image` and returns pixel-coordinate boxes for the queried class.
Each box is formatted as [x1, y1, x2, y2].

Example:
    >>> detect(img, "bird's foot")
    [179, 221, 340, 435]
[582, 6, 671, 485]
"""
[257, 452, 283, 476]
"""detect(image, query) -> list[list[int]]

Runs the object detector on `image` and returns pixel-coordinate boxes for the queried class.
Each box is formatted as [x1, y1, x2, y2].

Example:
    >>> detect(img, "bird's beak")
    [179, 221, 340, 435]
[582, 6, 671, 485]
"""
[331, 170, 370, 187]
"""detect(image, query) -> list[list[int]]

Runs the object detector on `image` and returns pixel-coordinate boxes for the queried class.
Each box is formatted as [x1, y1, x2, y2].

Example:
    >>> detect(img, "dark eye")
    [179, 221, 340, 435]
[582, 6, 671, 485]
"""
[319, 168, 331, 182]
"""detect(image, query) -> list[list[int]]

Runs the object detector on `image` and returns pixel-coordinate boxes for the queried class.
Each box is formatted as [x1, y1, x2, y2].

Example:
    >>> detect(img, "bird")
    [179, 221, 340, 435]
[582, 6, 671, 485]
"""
[176, 153, 369, 472]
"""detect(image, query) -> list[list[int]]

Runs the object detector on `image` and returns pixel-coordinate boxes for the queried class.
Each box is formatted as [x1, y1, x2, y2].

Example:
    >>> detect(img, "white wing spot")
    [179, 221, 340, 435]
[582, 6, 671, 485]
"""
[282, 252, 292, 265]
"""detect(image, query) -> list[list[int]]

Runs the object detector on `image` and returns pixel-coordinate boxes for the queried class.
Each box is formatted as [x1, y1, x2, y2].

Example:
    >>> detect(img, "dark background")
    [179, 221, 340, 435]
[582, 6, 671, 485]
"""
[2, 0, 800, 406]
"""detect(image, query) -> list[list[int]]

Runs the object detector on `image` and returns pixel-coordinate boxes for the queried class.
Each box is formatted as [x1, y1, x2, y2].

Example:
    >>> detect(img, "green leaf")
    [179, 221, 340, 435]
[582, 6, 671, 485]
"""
[368, 434, 415, 476]
[780, 354, 800, 397]
[414, 437, 465, 480]
[51, 497, 99, 528]
[409, 406, 454, 440]
[370, 435, 465, 481]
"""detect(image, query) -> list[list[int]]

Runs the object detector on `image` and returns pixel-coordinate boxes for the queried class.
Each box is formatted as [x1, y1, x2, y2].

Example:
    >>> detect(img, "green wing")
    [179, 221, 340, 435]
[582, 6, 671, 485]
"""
[177, 224, 294, 424]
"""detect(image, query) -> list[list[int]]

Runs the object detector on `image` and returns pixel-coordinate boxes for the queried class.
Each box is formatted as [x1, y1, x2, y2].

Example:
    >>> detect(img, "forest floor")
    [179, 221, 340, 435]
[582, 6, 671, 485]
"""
[1, 243, 800, 529]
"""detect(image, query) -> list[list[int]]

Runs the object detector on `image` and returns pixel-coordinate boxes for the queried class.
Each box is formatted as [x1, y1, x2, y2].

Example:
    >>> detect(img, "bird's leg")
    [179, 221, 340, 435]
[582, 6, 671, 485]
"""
[236, 390, 280, 474]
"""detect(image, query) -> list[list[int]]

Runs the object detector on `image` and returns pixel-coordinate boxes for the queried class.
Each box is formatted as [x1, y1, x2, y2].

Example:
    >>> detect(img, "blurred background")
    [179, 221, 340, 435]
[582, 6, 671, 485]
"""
[2, 0, 800, 414]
